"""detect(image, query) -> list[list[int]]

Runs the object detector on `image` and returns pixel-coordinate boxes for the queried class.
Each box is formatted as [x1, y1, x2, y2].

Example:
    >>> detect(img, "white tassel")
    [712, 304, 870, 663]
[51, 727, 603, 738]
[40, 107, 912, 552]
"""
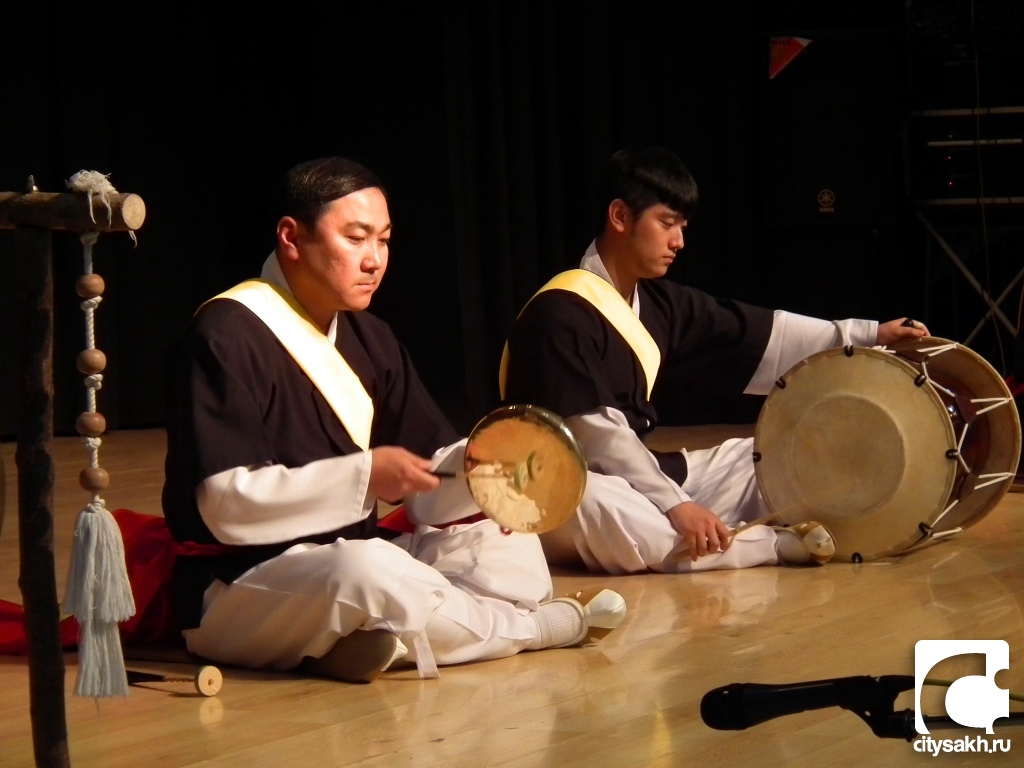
[63, 502, 135, 697]
[74, 622, 128, 698]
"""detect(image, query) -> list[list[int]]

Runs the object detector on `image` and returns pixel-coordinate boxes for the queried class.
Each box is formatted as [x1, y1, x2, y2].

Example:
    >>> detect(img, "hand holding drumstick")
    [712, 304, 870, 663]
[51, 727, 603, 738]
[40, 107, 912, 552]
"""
[876, 317, 930, 346]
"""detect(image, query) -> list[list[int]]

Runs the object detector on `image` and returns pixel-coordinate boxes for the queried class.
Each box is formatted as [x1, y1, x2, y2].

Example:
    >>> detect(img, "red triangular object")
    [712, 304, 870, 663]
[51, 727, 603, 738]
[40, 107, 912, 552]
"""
[769, 36, 812, 79]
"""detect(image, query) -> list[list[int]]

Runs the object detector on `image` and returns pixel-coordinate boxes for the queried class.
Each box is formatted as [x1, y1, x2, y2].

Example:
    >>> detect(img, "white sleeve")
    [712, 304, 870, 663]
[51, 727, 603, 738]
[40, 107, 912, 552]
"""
[404, 439, 482, 526]
[567, 407, 691, 514]
[744, 310, 879, 395]
[196, 452, 373, 545]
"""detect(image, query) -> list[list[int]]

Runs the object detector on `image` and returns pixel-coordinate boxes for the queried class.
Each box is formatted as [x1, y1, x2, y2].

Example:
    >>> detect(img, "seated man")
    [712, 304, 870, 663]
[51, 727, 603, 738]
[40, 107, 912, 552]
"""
[162, 157, 626, 682]
[500, 147, 928, 574]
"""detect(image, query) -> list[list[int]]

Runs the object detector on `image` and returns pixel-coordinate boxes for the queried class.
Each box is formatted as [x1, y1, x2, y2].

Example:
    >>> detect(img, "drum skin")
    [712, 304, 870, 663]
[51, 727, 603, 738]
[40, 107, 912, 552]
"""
[465, 404, 587, 534]
[754, 339, 1020, 562]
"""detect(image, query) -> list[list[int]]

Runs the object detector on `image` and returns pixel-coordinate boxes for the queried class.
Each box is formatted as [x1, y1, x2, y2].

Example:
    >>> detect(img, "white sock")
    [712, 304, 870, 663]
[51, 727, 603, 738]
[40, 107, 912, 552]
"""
[527, 600, 584, 650]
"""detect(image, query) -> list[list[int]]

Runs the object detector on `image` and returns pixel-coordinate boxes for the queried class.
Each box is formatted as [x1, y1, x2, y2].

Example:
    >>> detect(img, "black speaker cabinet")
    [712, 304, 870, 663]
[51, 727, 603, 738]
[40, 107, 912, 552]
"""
[758, 29, 898, 228]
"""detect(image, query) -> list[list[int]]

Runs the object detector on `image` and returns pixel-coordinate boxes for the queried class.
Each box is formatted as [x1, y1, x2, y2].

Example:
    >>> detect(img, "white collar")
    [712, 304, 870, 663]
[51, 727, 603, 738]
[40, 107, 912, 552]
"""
[260, 252, 339, 343]
[579, 241, 640, 316]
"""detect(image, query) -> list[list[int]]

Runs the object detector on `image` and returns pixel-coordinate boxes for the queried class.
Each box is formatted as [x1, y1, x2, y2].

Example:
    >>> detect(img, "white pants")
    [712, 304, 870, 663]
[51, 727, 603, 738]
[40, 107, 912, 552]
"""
[183, 519, 552, 678]
[542, 437, 780, 574]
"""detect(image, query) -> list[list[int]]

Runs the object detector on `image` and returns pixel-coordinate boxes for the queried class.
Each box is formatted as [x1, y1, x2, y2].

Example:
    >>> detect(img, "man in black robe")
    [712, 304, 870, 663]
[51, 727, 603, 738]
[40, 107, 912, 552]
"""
[162, 157, 626, 682]
[502, 147, 928, 574]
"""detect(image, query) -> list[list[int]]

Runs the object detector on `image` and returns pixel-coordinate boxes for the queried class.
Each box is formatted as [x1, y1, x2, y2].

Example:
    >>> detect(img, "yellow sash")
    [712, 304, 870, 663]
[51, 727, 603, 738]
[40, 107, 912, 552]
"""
[498, 269, 662, 400]
[206, 279, 374, 450]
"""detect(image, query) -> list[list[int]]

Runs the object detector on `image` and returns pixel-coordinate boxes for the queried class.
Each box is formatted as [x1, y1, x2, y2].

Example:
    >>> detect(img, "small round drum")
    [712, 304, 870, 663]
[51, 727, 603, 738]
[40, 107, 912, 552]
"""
[753, 337, 1021, 562]
[465, 404, 587, 534]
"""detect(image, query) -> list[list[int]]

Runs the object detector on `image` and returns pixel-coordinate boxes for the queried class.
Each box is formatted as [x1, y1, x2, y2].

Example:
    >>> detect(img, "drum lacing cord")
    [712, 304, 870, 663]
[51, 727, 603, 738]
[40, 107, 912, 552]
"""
[856, 342, 1014, 553]
[910, 519, 963, 552]
[917, 516, 963, 538]
[914, 342, 960, 357]
[914, 339, 1016, 536]
[973, 470, 1017, 490]
[899, 343, 1015, 480]
[943, 416, 1014, 495]
[949, 422, 973, 475]
[973, 398, 1015, 417]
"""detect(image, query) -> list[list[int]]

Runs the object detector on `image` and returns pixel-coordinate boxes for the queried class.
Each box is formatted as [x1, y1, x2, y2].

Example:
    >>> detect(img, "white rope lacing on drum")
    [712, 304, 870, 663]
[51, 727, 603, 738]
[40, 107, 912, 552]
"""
[904, 343, 1014, 471]
[932, 498, 960, 528]
[953, 423, 972, 474]
[916, 342, 960, 356]
[973, 398, 1013, 416]
[974, 472, 1016, 490]
[922, 360, 958, 399]
[895, 340, 1016, 548]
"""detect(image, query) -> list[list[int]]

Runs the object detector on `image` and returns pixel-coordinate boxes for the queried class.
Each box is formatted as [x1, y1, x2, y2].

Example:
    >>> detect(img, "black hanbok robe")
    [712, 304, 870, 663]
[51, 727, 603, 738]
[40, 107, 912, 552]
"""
[162, 299, 458, 627]
[502, 277, 774, 485]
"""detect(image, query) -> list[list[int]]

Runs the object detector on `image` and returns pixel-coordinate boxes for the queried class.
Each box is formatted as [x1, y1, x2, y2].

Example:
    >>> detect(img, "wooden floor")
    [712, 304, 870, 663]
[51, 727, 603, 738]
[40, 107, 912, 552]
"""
[2, 427, 1024, 767]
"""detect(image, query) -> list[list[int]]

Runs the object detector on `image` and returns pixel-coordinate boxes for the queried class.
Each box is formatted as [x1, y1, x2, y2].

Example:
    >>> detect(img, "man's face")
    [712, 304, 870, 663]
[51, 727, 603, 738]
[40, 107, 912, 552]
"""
[623, 202, 687, 279]
[295, 187, 391, 313]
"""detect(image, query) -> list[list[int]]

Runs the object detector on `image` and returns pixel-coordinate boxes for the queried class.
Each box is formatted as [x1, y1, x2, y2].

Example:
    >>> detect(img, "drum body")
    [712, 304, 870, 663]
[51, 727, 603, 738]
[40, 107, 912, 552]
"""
[754, 338, 1020, 561]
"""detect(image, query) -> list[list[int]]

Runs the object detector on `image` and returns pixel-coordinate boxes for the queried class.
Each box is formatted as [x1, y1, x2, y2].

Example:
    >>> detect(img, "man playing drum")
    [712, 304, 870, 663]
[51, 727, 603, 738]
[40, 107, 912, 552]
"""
[500, 146, 929, 574]
[162, 157, 627, 683]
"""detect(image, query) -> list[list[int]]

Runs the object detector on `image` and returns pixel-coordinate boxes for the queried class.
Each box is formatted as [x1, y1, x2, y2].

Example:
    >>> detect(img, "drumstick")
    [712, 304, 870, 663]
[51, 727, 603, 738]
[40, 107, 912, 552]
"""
[126, 665, 223, 696]
[433, 453, 540, 482]
[727, 513, 780, 540]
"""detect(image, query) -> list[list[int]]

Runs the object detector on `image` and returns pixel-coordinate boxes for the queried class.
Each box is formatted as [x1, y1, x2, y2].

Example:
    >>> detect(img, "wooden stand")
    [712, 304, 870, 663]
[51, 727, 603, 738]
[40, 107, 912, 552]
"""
[1, 179, 145, 768]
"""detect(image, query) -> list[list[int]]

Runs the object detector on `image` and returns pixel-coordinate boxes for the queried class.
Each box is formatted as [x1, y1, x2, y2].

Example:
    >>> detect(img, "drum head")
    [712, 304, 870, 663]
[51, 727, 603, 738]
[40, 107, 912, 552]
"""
[754, 346, 958, 561]
[465, 404, 587, 534]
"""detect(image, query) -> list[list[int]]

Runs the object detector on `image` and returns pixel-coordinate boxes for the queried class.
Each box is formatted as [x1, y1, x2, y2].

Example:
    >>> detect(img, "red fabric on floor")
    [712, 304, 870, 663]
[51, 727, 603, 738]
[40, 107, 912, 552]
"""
[0, 509, 232, 655]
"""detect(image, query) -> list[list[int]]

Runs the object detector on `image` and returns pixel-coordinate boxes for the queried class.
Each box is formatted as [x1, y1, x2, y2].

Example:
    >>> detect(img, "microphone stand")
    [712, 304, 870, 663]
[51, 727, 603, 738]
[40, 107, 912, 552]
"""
[901, 713, 1024, 737]
[794, 675, 1024, 740]
[826, 675, 917, 740]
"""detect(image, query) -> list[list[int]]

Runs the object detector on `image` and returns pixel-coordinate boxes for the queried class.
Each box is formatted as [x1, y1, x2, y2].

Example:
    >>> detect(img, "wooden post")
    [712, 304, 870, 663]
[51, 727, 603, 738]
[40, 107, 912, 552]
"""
[15, 223, 67, 768]
[4, 178, 145, 768]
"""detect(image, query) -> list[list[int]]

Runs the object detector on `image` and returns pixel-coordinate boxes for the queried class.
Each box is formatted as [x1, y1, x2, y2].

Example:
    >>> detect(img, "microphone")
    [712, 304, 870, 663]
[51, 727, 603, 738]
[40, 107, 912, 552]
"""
[701, 675, 914, 731]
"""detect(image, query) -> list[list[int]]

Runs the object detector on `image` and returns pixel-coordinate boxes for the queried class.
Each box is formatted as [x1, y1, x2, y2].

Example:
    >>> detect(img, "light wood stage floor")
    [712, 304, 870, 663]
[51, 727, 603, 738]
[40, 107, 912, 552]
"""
[2, 427, 1023, 767]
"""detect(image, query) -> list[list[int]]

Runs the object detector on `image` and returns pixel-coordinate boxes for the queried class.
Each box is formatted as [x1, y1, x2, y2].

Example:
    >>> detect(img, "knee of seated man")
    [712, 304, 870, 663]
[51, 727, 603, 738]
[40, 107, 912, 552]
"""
[579, 473, 653, 516]
[316, 536, 414, 589]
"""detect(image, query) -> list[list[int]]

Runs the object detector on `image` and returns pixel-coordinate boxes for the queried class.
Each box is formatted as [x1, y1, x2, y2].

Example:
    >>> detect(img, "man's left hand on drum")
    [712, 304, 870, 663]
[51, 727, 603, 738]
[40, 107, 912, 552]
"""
[876, 317, 930, 347]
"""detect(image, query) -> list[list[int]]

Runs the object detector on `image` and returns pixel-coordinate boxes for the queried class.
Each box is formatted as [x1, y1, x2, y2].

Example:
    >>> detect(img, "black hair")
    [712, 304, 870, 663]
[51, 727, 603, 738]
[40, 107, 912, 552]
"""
[593, 147, 698, 236]
[273, 157, 388, 230]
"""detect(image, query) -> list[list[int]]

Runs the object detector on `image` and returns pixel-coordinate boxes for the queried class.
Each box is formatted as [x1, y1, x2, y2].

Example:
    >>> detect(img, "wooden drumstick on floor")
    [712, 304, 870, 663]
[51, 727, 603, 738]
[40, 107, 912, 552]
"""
[726, 512, 779, 541]
[126, 665, 223, 697]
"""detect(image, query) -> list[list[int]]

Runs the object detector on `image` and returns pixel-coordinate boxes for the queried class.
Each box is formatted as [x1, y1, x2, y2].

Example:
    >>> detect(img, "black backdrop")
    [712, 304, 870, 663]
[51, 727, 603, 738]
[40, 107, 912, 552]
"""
[3, 1, 1002, 439]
